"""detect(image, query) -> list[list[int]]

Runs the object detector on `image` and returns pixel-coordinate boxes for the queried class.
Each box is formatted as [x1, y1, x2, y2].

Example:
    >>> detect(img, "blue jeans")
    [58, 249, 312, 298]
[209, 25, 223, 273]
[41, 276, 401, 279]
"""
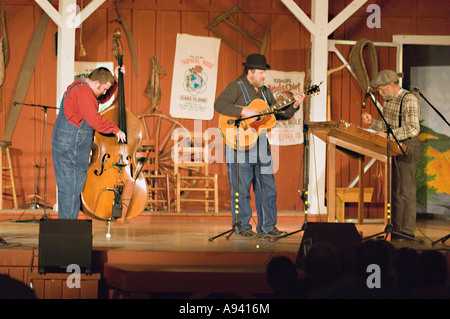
[225, 135, 278, 234]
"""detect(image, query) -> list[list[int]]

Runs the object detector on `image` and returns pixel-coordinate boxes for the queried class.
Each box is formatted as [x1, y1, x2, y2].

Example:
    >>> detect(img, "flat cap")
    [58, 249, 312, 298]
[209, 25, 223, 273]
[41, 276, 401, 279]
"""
[370, 70, 402, 88]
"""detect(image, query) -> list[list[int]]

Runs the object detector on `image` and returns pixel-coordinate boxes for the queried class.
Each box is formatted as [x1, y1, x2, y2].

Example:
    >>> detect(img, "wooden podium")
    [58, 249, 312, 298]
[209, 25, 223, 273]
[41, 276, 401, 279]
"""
[309, 120, 407, 224]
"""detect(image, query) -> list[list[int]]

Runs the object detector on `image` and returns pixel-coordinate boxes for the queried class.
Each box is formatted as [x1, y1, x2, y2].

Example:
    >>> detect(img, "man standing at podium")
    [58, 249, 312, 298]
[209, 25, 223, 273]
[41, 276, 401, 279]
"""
[362, 70, 421, 241]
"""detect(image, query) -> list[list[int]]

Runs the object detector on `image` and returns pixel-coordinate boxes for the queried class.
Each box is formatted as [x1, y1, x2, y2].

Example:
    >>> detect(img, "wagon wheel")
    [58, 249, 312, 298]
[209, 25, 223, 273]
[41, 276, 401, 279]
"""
[137, 113, 200, 209]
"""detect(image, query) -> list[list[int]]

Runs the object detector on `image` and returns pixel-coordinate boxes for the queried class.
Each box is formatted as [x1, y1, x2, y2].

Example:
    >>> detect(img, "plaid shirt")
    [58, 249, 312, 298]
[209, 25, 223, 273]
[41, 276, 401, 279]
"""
[370, 88, 420, 141]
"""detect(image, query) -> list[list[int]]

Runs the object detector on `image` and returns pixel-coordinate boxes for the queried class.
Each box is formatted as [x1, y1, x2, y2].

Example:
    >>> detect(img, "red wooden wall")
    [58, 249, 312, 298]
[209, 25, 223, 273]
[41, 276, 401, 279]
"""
[0, 0, 449, 216]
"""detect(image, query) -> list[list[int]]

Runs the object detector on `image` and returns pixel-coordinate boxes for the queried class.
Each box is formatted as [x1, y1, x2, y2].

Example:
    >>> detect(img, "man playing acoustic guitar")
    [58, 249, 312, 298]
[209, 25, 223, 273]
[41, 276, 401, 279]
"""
[214, 54, 305, 239]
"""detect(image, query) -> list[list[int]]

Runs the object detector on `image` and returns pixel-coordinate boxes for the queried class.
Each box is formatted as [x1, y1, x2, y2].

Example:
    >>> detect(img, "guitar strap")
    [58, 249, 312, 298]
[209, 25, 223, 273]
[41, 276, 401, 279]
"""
[237, 78, 251, 106]
[262, 87, 270, 105]
[237, 78, 271, 106]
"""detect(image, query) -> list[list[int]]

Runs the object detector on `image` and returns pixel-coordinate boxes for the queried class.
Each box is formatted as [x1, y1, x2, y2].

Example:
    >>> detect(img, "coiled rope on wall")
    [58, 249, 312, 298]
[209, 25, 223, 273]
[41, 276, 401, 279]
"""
[349, 38, 379, 91]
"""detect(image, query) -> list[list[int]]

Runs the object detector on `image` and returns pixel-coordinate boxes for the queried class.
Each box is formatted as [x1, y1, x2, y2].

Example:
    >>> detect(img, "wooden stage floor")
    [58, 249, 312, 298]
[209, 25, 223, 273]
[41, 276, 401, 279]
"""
[1, 209, 449, 253]
[1, 209, 449, 254]
[0, 209, 449, 299]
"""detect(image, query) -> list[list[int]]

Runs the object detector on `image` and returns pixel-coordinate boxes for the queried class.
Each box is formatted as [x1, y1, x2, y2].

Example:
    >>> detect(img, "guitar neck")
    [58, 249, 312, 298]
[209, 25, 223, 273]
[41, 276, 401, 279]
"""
[259, 84, 319, 115]
[259, 97, 296, 115]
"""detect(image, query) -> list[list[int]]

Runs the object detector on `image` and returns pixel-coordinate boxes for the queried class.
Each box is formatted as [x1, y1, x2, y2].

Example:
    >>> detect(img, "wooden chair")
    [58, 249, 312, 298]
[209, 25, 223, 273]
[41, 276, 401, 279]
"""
[0, 141, 18, 209]
[173, 130, 218, 214]
[137, 139, 171, 212]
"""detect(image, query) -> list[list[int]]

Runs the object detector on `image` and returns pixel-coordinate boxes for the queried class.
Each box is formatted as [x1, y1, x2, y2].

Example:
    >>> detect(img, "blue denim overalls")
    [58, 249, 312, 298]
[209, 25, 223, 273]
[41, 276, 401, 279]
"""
[51, 80, 94, 219]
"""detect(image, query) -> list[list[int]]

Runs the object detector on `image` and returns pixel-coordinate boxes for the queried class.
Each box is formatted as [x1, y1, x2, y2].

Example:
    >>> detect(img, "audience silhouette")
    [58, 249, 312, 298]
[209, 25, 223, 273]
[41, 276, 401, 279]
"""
[1, 240, 448, 299]
[266, 239, 449, 299]
[0, 274, 36, 299]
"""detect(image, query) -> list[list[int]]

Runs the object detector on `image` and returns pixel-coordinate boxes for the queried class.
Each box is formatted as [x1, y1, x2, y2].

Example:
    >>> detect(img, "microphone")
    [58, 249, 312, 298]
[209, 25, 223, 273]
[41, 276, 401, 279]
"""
[227, 119, 235, 125]
[412, 87, 420, 93]
[362, 88, 370, 108]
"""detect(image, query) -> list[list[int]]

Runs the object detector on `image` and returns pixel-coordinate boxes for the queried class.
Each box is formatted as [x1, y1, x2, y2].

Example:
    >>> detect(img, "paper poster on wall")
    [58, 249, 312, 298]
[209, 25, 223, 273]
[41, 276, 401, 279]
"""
[265, 70, 305, 146]
[169, 34, 221, 120]
[74, 61, 115, 113]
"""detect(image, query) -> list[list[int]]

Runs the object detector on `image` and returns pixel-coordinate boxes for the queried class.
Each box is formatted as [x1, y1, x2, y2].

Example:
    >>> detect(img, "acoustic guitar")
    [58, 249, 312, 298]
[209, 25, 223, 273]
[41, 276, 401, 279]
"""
[219, 84, 320, 150]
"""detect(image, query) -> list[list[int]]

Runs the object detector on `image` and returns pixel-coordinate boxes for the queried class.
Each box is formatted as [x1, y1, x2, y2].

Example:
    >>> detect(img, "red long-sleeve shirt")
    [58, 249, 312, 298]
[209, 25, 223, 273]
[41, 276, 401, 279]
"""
[63, 78, 120, 134]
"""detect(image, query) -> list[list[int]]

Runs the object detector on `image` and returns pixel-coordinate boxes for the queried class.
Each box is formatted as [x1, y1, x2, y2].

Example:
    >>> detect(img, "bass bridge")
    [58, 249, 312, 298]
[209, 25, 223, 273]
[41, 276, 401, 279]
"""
[112, 153, 133, 173]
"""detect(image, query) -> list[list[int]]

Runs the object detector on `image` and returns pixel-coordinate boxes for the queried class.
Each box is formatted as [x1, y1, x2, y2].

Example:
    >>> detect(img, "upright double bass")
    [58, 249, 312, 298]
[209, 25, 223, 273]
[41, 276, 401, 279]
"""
[81, 29, 148, 221]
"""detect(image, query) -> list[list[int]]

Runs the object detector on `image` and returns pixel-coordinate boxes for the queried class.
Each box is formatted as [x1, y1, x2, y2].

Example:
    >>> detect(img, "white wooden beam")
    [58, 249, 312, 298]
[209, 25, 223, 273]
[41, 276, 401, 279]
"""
[35, 0, 105, 28]
[34, 0, 62, 26]
[281, 0, 368, 218]
[78, 0, 106, 25]
[55, 0, 76, 109]
[35, 0, 106, 108]
[309, 0, 328, 217]
[393, 35, 450, 46]
[280, 0, 317, 36]
[327, 0, 367, 36]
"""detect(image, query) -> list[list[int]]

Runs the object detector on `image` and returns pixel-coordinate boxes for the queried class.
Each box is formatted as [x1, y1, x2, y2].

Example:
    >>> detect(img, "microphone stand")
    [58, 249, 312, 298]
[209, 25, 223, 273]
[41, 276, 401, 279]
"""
[12, 101, 57, 222]
[362, 95, 423, 243]
[271, 106, 310, 242]
[432, 234, 449, 246]
[209, 111, 281, 241]
[413, 87, 450, 127]
[413, 87, 449, 246]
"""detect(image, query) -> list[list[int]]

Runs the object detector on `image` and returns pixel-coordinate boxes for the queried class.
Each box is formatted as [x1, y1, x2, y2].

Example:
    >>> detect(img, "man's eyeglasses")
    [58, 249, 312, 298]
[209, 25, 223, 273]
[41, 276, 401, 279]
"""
[376, 84, 389, 92]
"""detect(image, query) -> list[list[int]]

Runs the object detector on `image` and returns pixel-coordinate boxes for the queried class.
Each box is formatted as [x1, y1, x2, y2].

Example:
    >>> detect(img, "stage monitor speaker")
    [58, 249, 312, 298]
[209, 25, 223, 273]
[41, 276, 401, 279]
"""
[296, 222, 361, 267]
[38, 219, 92, 274]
